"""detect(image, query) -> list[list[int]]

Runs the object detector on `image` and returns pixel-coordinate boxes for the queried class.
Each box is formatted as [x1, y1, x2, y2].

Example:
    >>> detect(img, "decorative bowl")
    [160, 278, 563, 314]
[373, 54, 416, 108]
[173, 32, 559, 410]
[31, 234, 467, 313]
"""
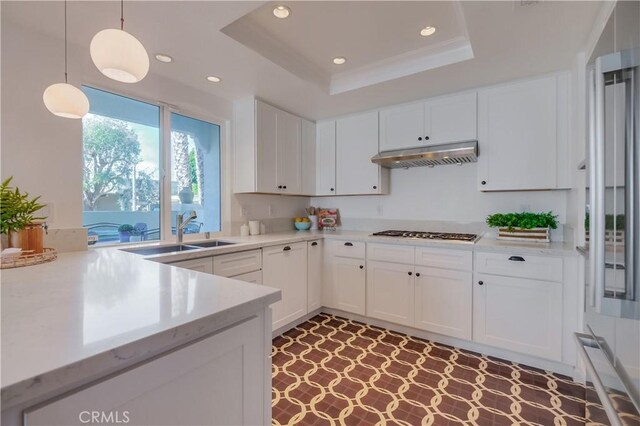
[294, 221, 312, 231]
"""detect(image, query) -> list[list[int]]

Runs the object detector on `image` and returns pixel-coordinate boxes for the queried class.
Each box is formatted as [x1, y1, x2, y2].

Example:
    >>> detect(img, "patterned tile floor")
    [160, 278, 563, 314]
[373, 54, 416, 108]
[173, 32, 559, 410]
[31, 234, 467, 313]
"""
[272, 314, 596, 426]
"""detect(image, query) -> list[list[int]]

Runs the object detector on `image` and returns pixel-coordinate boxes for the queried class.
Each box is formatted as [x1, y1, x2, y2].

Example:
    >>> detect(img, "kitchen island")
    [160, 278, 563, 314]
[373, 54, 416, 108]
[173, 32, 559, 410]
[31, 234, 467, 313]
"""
[1, 247, 280, 426]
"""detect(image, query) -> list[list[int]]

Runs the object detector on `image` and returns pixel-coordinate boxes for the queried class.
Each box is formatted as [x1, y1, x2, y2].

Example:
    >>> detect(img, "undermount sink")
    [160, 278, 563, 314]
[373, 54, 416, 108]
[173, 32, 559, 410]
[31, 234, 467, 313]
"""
[122, 240, 236, 256]
[122, 244, 200, 256]
[187, 240, 236, 248]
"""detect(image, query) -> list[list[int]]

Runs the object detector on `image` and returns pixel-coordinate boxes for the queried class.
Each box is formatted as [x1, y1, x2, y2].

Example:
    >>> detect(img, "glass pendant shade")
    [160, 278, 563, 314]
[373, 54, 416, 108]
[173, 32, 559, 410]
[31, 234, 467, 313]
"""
[43, 83, 90, 119]
[90, 29, 149, 83]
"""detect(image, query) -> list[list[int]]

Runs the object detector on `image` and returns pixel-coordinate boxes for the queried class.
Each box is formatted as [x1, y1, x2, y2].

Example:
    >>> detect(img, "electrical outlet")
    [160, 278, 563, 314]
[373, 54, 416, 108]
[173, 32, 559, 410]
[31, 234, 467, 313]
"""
[241, 206, 249, 217]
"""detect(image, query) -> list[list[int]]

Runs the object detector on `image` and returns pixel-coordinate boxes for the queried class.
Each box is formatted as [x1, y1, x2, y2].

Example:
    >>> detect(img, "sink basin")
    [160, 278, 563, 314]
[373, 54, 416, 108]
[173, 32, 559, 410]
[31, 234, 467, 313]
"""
[188, 240, 236, 248]
[122, 245, 201, 256]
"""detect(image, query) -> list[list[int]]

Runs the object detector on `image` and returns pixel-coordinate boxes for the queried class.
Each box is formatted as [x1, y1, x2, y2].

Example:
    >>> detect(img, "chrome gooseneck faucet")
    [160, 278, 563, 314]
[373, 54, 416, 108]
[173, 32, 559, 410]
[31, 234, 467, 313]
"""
[177, 211, 197, 243]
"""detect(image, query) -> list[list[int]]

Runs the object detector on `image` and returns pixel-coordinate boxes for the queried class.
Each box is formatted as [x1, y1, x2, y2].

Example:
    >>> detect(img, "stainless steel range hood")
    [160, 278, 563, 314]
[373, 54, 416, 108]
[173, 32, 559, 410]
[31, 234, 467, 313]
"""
[371, 140, 478, 169]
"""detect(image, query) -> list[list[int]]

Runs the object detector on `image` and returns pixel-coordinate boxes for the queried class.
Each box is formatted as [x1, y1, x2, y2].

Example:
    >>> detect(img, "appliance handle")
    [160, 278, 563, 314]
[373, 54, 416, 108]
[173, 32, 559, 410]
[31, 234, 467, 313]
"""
[624, 63, 637, 301]
[574, 333, 624, 426]
[587, 67, 597, 308]
[593, 59, 606, 313]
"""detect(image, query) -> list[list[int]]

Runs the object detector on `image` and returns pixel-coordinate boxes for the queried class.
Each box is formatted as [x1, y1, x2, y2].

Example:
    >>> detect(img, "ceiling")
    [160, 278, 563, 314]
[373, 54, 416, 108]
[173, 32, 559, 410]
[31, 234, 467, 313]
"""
[2, 1, 603, 120]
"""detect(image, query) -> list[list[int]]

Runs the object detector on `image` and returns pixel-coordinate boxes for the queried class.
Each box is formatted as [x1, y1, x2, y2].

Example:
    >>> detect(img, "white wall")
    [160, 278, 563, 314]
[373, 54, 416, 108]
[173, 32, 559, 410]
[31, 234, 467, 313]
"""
[1, 21, 305, 234]
[312, 163, 568, 224]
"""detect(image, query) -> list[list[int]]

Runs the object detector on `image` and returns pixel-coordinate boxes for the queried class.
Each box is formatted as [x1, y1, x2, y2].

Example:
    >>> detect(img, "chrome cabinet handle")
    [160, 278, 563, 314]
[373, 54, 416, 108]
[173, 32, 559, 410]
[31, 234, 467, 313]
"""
[508, 256, 525, 262]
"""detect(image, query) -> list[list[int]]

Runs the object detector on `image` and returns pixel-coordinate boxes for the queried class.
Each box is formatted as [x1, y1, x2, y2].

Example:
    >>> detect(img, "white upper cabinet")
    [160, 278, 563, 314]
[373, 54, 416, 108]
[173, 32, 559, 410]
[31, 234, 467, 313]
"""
[315, 120, 337, 196]
[301, 119, 317, 195]
[233, 99, 304, 195]
[477, 73, 570, 191]
[336, 111, 389, 195]
[379, 92, 477, 151]
[379, 102, 425, 151]
[425, 92, 477, 145]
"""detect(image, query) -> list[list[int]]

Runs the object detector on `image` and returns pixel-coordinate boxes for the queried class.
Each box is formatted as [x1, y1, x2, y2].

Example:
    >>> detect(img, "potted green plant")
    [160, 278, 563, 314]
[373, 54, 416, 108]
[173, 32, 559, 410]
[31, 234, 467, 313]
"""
[118, 224, 134, 243]
[129, 227, 143, 242]
[0, 177, 46, 251]
[486, 211, 558, 242]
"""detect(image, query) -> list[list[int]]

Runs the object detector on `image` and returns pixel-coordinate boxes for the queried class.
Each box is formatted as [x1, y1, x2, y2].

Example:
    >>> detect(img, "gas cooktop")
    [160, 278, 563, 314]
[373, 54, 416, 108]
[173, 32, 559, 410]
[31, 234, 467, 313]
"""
[371, 230, 479, 243]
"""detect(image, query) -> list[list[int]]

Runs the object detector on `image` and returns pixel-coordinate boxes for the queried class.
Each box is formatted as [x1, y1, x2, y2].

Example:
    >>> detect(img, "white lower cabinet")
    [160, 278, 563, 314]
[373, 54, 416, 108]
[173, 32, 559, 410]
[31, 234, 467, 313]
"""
[169, 257, 213, 274]
[414, 267, 472, 340]
[262, 243, 308, 330]
[325, 255, 366, 315]
[307, 240, 323, 312]
[473, 273, 563, 361]
[24, 314, 269, 426]
[366, 260, 415, 327]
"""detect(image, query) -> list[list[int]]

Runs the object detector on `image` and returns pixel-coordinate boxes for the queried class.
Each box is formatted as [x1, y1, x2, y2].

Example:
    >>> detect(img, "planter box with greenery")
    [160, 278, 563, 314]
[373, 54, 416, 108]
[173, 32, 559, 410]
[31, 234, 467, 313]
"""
[486, 212, 558, 243]
[118, 224, 134, 243]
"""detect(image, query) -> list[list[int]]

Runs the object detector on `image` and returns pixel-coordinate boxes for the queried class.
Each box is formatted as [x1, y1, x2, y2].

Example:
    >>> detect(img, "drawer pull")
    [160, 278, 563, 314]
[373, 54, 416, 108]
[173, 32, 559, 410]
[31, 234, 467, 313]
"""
[311, 242, 318, 247]
[344, 242, 353, 246]
[508, 256, 525, 262]
[283, 246, 291, 251]
[408, 271, 412, 276]
[415, 272, 421, 277]
[478, 281, 484, 285]
[359, 265, 364, 269]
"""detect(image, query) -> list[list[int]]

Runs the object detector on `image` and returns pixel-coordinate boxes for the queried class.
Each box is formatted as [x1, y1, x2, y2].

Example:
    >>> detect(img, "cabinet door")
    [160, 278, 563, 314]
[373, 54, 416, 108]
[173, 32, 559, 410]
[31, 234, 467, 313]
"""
[169, 257, 213, 274]
[336, 111, 382, 195]
[315, 120, 337, 196]
[473, 273, 562, 360]
[307, 240, 323, 312]
[477, 74, 568, 191]
[327, 256, 366, 315]
[366, 261, 415, 327]
[415, 267, 472, 340]
[301, 119, 316, 195]
[256, 101, 279, 193]
[276, 110, 302, 194]
[262, 243, 308, 330]
[379, 102, 425, 151]
[25, 314, 267, 426]
[424, 92, 477, 145]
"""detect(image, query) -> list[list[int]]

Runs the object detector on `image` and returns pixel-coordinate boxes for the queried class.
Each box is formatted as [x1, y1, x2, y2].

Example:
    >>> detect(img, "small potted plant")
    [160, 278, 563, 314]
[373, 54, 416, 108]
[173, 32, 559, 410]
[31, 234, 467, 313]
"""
[486, 211, 558, 242]
[118, 224, 134, 243]
[129, 226, 143, 242]
[0, 177, 47, 252]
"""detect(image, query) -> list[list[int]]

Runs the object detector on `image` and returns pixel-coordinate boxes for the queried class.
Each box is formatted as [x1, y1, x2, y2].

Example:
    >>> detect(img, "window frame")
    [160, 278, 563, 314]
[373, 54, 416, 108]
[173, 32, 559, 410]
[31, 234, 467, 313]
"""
[82, 85, 229, 246]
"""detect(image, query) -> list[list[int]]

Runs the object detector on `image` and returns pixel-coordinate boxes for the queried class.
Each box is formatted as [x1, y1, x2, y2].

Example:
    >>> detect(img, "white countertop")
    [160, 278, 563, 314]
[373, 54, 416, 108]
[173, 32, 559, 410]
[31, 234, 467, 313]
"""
[0, 229, 576, 409]
[1, 248, 280, 410]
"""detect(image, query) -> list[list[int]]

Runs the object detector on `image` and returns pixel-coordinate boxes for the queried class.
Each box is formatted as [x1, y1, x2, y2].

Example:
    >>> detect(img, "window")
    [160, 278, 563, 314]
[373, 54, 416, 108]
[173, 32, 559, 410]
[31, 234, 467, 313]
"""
[81, 87, 222, 245]
[170, 113, 221, 235]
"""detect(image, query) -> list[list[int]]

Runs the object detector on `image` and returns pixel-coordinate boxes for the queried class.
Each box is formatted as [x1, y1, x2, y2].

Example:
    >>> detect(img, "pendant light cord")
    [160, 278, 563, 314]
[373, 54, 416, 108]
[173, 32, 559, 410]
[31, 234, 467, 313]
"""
[64, 0, 68, 83]
[120, 0, 124, 30]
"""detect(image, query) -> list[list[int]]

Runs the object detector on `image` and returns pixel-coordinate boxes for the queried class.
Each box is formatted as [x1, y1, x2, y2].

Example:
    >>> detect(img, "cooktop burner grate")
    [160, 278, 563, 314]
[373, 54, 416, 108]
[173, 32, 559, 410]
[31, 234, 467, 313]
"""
[371, 230, 479, 242]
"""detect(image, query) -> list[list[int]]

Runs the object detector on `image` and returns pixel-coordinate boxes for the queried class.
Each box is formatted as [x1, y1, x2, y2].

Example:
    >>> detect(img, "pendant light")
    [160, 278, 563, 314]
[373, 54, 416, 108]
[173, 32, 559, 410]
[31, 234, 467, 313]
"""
[90, 0, 149, 83]
[43, 0, 90, 119]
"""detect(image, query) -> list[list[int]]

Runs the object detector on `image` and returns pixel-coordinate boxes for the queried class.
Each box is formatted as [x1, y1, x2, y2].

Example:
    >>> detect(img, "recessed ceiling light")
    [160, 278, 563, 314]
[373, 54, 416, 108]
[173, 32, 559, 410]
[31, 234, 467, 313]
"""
[273, 5, 291, 19]
[154, 53, 173, 63]
[420, 26, 436, 37]
[333, 57, 347, 65]
[206, 76, 222, 83]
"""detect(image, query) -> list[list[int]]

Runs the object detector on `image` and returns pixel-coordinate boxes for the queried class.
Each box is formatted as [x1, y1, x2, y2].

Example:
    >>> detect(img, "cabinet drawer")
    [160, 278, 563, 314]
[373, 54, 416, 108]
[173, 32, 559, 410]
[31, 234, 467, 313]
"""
[213, 250, 262, 278]
[367, 243, 415, 265]
[415, 247, 472, 271]
[328, 240, 365, 259]
[230, 270, 262, 285]
[474, 251, 563, 282]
